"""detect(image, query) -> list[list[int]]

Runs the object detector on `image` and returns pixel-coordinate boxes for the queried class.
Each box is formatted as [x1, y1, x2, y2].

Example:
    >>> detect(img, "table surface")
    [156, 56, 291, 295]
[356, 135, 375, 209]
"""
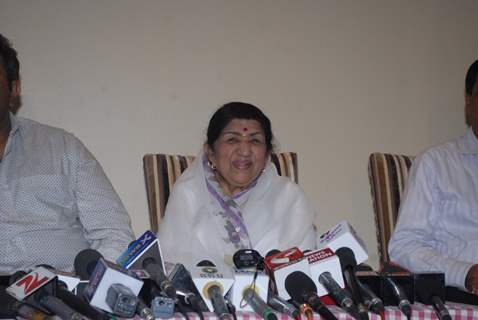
[162, 303, 478, 320]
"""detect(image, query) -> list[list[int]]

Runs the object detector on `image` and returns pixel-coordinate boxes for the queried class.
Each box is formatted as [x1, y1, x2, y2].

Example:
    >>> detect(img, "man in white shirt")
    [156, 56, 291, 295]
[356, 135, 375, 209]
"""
[389, 59, 478, 294]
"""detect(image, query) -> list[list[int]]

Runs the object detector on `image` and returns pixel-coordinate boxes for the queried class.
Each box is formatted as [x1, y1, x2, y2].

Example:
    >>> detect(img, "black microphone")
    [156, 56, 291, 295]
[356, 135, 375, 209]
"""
[414, 273, 450, 320]
[0, 285, 52, 320]
[382, 275, 412, 320]
[74, 249, 103, 280]
[267, 293, 300, 318]
[39, 264, 109, 320]
[142, 257, 176, 299]
[357, 279, 384, 315]
[318, 271, 360, 318]
[335, 247, 369, 320]
[285, 271, 338, 320]
[243, 287, 277, 320]
[168, 263, 209, 313]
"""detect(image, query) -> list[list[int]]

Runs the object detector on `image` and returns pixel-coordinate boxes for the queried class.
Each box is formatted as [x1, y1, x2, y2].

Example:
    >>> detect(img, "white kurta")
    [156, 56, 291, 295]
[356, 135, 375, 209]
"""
[157, 152, 317, 268]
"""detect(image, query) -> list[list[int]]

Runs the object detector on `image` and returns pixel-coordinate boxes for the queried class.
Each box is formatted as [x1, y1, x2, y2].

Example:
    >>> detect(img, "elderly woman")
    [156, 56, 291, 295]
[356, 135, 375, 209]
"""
[158, 102, 317, 267]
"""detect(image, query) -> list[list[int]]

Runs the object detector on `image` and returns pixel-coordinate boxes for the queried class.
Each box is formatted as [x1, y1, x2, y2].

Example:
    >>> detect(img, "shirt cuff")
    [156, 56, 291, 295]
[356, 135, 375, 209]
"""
[447, 260, 476, 290]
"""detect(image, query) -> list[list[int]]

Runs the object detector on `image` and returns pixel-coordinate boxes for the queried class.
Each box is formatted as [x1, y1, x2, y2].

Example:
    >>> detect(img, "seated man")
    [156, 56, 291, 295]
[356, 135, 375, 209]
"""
[389, 59, 478, 294]
[0, 34, 134, 273]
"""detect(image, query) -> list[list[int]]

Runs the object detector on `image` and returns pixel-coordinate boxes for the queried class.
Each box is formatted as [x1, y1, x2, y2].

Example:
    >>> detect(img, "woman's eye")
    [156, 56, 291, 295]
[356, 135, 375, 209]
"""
[251, 138, 265, 145]
[226, 137, 239, 144]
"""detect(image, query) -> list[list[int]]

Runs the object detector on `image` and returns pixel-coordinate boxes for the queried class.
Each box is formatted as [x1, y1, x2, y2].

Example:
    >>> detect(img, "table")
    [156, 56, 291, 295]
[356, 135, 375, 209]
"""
[165, 303, 478, 320]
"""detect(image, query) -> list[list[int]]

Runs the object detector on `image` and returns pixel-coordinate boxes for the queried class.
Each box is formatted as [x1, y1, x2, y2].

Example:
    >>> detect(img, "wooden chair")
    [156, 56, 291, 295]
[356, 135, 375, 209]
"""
[368, 152, 414, 267]
[143, 152, 299, 233]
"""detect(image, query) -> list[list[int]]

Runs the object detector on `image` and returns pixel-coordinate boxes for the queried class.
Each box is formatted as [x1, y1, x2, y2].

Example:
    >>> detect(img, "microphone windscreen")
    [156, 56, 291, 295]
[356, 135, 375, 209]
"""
[284, 271, 317, 303]
[197, 260, 216, 267]
[335, 247, 357, 269]
[74, 249, 103, 280]
[0, 285, 17, 317]
[266, 249, 281, 257]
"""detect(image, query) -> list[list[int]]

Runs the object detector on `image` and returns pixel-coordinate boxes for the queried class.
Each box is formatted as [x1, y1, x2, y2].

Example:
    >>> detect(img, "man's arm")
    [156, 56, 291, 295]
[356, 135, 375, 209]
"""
[388, 153, 475, 290]
[71, 136, 135, 261]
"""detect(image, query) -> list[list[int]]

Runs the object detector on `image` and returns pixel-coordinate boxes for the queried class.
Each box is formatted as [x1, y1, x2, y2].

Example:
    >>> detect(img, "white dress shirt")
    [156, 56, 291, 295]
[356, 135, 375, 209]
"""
[389, 128, 478, 289]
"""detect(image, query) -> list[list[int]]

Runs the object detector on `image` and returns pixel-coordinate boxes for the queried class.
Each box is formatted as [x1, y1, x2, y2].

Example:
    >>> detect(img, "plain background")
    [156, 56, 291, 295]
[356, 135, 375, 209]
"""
[1, 0, 477, 268]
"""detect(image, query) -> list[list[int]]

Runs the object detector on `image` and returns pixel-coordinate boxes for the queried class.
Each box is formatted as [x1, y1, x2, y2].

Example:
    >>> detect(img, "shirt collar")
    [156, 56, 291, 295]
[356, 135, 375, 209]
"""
[8, 112, 20, 136]
[459, 127, 478, 154]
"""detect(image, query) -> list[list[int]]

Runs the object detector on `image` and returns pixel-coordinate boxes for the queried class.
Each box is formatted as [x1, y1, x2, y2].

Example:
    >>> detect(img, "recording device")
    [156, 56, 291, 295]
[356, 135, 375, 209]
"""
[168, 263, 209, 312]
[191, 261, 234, 319]
[151, 296, 175, 318]
[242, 287, 277, 320]
[105, 283, 138, 318]
[231, 268, 269, 312]
[233, 249, 263, 270]
[335, 247, 369, 320]
[414, 273, 450, 320]
[264, 247, 311, 300]
[285, 271, 338, 320]
[118, 231, 176, 299]
[318, 220, 368, 265]
[267, 293, 299, 318]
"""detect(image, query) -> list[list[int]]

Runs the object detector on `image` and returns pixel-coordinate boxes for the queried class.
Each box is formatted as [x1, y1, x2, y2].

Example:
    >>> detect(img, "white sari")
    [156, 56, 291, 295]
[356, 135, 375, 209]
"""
[157, 151, 317, 269]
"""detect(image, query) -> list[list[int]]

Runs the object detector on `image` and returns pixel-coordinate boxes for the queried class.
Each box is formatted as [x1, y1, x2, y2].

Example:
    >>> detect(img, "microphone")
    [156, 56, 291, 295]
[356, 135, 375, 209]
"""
[335, 247, 369, 320]
[74, 249, 103, 281]
[7, 268, 88, 320]
[382, 275, 412, 320]
[168, 263, 209, 313]
[0, 285, 52, 320]
[285, 271, 338, 320]
[357, 278, 384, 315]
[267, 293, 300, 318]
[264, 247, 312, 300]
[39, 264, 109, 320]
[191, 261, 234, 320]
[117, 231, 176, 299]
[414, 273, 450, 320]
[242, 287, 277, 320]
[80, 255, 144, 315]
[318, 220, 369, 264]
[318, 271, 360, 318]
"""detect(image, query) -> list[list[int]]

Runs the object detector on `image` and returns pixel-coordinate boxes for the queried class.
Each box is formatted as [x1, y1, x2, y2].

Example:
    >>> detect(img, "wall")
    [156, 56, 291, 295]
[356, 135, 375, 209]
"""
[1, 0, 477, 268]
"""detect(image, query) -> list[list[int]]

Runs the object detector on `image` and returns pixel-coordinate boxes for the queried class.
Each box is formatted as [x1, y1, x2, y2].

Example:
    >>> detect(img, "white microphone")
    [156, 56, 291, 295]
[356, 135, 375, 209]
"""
[190, 261, 235, 319]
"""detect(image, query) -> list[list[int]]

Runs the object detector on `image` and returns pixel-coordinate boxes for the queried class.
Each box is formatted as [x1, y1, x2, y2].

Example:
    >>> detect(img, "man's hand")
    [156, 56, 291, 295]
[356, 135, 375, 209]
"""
[465, 264, 478, 294]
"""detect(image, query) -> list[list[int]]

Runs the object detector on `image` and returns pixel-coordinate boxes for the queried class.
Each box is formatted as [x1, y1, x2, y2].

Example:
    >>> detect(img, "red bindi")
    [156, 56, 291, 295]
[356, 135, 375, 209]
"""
[243, 127, 248, 132]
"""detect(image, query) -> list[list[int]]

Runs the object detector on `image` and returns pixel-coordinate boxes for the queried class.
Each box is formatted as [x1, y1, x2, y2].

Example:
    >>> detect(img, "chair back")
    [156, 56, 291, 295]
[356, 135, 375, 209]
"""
[144, 152, 299, 233]
[368, 152, 414, 266]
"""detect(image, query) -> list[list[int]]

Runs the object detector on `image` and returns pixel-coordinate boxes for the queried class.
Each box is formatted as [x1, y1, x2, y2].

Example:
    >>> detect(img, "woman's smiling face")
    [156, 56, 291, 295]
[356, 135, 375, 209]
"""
[206, 118, 268, 196]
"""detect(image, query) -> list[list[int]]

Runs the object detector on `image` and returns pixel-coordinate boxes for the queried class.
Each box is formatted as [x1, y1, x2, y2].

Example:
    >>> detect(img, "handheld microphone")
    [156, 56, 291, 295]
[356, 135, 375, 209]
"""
[117, 231, 176, 299]
[0, 285, 52, 320]
[74, 249, 103, 280]
[318, 220, 369, 264]
[285, 271, 338, 320]
[357, 279, 384, 314]
[243, 287, 277, 320]
[267, 293, 299, 318]
[335, 247, 369, 320]
[39, 264, 109, 320]
[382, 275, 412, 320]
[191, 261, 234, 320]
[318, 271, 359, 317]
[168, 263, 209, 312]
[7, 268, 88, 320]
[414, 273, 450, 320]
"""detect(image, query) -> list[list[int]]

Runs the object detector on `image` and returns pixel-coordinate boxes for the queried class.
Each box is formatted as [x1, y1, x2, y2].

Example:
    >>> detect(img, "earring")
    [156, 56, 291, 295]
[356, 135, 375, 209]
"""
[208, 162, 216, 170]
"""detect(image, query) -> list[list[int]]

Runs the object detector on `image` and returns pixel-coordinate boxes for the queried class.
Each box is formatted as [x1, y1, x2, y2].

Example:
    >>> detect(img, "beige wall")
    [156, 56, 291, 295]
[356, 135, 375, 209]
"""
[1, 0, 477, 268]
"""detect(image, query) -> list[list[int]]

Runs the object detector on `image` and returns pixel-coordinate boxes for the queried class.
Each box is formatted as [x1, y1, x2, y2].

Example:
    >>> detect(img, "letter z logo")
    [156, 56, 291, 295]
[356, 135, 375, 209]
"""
[6, 267, 56, 301]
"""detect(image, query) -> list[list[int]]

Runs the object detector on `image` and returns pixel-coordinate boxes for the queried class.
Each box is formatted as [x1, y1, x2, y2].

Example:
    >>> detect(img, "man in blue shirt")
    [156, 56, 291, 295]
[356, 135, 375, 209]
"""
[0, 33, 135, 272]
[389, 59, 478, 294]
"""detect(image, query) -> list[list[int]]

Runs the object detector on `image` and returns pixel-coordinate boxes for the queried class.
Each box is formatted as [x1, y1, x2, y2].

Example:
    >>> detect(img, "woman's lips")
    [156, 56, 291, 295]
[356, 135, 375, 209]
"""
[232, 159, 253, 169]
